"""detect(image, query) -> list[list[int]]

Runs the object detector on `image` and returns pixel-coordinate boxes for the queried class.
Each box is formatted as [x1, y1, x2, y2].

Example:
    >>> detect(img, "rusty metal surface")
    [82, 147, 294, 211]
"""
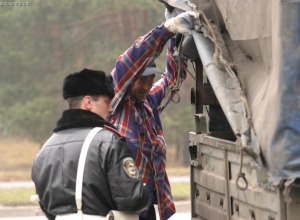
[191, 29, 249, 136]
[208, 131, 236, 141]
[203, 83, 218, 105]
[191, 87, 196, 105]
[192, 82, 218, 106]
[190, 132, 238, 152]
[189, 134, 296, 220]
[194, 185, 227, 220]
[286, 186, 300, 220]
[195, 59, 203, 114]
[231, 198, 278, 220]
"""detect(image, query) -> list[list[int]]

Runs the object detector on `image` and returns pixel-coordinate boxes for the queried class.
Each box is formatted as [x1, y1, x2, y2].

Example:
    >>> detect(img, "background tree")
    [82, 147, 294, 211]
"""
[0, 0, 197, 166]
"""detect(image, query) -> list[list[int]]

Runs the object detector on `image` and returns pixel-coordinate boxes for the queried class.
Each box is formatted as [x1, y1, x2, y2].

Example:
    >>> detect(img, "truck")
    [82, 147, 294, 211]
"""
[162, 0, 300, 219]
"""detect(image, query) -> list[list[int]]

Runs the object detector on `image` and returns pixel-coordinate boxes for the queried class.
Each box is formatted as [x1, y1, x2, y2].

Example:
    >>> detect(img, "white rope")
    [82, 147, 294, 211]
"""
[158, 35, 184, 109]
[195, 8, 257, 191]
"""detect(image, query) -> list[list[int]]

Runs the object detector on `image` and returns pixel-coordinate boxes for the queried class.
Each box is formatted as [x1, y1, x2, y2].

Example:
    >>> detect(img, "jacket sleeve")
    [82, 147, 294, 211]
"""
[32, 157, 56, 220]
[105, 136, 150, 213]
[147, 38, 188, 112]
[110, 24, 174, 114]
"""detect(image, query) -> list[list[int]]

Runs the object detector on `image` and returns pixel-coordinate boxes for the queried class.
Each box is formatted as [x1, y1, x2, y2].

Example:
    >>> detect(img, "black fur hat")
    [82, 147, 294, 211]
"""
[62, 69, 115, 100]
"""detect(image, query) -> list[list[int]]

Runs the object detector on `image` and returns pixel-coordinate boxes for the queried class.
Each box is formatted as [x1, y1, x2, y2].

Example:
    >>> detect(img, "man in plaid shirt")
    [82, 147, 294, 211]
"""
[109, 11, 201, 220]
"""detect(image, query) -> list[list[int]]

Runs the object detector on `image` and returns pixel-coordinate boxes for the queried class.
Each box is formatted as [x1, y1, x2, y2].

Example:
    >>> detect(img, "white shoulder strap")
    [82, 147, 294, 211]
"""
[75, 127, 103, 215]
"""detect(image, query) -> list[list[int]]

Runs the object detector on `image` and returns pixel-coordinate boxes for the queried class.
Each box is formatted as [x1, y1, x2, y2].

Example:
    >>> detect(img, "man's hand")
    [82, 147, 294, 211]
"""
[164, 11, 201, 36]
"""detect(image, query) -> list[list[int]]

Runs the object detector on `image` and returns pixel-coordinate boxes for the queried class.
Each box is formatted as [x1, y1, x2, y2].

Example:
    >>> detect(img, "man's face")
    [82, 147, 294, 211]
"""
[90, 95, 113, 121]
[129, 74, 155, 102]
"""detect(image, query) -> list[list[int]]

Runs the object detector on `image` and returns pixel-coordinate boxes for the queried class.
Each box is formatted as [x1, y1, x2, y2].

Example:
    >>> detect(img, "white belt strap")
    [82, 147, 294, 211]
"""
[76, 127, 103, 219]
[32, 126, 138, 220]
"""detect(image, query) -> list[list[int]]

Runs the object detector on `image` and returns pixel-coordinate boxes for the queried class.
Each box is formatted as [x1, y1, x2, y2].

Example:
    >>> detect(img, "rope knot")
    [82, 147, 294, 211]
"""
[158, 85, 181, 109]
[172, 85, 180, 92]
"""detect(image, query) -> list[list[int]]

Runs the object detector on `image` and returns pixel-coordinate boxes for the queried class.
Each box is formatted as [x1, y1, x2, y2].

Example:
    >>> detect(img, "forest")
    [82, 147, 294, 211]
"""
[0, 0, 198, 166]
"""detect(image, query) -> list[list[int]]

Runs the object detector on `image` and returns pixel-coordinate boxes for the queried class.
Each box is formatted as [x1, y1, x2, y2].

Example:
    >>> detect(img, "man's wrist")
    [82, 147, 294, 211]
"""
[164, 19, 174, 33]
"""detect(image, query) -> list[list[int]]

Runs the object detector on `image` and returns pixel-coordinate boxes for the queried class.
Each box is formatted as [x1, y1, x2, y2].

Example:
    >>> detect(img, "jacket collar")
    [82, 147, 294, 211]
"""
[53, 109, 116, 132]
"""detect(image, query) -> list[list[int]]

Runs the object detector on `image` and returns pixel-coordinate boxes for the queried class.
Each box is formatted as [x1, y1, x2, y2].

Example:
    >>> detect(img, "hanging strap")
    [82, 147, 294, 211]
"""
[75, 127, 103, 217]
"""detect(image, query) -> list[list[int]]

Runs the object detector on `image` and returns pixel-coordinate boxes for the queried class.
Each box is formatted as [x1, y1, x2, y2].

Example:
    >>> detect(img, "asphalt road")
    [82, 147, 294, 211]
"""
[0, 213, 191, 220]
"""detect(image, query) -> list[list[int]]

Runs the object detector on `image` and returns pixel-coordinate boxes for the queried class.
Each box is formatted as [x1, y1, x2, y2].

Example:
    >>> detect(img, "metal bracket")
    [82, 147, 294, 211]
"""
[195, 114, 207, 134]
[190, 87, 196, 105]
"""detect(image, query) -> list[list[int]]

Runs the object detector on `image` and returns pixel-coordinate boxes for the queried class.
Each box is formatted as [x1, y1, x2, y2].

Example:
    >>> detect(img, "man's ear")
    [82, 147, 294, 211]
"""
[81, 96, 93, 110]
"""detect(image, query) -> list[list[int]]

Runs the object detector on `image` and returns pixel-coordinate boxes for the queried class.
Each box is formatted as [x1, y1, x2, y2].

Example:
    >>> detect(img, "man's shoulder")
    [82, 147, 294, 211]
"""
[103, 125, 123, 137]
[99, 125, 130, 154]
[53, 127, 121, 145]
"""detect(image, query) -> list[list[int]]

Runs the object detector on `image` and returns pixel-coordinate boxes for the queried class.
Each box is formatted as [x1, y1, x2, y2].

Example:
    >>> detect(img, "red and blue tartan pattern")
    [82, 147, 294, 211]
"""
[109, 25, 187, 220]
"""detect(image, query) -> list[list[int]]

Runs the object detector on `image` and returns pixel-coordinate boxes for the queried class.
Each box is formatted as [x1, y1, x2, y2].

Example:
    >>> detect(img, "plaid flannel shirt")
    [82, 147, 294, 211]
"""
[109, 24, 187, 220]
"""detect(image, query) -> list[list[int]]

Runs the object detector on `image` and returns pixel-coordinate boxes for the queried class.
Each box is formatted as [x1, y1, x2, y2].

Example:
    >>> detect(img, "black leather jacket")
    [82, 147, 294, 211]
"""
[31, 109, 149, 219]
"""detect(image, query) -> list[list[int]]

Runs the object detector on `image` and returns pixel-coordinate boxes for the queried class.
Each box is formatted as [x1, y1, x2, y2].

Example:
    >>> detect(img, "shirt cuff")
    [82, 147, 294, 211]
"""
[156, 22, 175, 39]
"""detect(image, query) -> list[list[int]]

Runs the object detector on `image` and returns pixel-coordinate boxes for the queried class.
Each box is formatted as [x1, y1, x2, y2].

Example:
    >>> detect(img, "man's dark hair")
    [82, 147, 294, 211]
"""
[66, 95, 99, 109]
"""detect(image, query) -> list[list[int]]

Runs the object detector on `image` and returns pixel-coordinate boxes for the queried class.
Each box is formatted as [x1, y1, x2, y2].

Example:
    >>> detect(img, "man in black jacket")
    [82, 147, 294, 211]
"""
[31, 69, 150, 220]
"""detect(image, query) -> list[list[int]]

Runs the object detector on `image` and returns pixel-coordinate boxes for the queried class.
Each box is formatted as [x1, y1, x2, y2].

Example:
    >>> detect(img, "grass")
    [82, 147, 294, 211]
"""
[0, 137, 40, 181]
[170, 182, 190, 201]
[0, 188, 38, 206]
[0, 136, 191, 205]
[0, 137, 40, 172]
[167, 167, 190, 176]
[0, 171, 32, 181]
[0, 182, 190, 206]
[0, 137, 190, 181]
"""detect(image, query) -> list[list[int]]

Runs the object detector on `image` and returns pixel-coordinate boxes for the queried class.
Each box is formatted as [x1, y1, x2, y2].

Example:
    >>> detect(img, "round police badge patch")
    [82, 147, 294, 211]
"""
[122, 157, 139, 179]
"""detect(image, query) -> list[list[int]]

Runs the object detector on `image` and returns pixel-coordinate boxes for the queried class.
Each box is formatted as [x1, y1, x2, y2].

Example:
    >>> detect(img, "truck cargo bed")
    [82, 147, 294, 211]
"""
[189, 132, 300, 220]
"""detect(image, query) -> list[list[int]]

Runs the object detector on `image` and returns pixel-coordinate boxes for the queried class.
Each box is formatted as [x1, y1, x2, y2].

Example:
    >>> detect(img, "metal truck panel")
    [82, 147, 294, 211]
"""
[189, 133, 300, 219]
[231, 198, 278, 220]
[166, 0, 300, 219]
[167, 0, 300, 186]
